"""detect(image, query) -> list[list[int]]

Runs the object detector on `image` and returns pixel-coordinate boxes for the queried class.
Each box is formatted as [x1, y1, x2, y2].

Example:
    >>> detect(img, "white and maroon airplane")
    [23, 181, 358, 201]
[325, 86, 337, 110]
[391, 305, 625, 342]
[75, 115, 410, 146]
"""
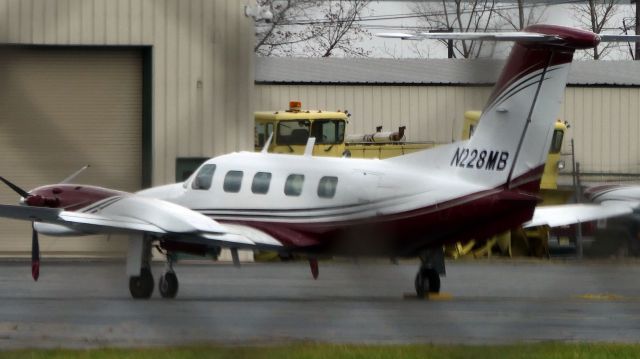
[0, 25, 636, 299]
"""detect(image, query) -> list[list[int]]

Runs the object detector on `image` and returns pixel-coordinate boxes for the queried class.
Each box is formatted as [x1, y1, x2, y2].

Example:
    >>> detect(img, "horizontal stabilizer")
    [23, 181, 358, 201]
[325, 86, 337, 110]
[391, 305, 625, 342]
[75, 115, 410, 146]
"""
[523, 202, 634, 228]
[377, 31, 556, 42]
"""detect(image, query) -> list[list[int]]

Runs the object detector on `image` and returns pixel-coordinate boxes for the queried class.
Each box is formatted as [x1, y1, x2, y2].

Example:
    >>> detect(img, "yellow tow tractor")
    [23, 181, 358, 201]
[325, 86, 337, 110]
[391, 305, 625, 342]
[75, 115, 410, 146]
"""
[255, 101, 439, 159]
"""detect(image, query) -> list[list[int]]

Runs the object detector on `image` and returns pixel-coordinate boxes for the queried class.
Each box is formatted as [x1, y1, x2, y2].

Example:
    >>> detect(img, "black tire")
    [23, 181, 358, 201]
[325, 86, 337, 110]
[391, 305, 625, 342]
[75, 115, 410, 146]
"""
[129, 267, 154, 299]
[159, 272, 179, 299]
[414, 268, 441, 297]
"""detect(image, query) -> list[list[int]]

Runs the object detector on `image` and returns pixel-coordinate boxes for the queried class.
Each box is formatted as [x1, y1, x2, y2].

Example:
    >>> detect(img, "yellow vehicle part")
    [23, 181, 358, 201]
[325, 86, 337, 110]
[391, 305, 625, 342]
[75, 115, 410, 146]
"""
[255, 104, 350, 158]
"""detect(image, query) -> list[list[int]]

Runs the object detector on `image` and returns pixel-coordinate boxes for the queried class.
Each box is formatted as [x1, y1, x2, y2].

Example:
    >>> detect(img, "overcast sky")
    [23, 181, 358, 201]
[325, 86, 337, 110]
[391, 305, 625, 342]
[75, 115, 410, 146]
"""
[310, 1, 637, 59]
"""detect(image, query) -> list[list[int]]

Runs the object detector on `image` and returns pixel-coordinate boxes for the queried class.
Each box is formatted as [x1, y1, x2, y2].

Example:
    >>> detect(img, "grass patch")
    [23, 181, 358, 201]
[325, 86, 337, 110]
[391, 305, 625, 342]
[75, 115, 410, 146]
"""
[1, 342, 640, 359]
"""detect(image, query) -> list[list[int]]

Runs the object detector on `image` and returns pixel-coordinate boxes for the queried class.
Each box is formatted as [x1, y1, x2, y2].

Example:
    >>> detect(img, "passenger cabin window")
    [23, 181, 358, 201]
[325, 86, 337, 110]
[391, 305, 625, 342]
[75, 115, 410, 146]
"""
[285, 174, 305, 196]
[255, 122, 274, 148]
[192, 164, 216, 190]
[549, 129, 564, 154]
[278, 120, 310, 145]
[317, 176, 338, 198]
[311, 119, 345, 144]
[252, 172, 272, 194]
[223, 171, 243, 193]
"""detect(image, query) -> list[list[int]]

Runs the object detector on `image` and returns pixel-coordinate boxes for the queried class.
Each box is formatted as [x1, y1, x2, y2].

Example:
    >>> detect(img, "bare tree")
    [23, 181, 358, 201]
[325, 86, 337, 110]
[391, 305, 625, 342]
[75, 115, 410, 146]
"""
[304, 0, 372, 57]
[254, 0, 372, 57]
[495, 0, 547, 31]
[572, 0, 621, 59]
[254, 0, 318, 56]
[410, 0, 499, 59]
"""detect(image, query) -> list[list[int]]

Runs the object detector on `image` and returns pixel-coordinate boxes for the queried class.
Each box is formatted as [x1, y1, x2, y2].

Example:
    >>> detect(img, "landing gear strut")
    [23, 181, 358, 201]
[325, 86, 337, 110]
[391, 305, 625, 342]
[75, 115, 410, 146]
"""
[159, 253, 179, 298]
[128, 235, 154, 299]
[414, 247, 445, 297]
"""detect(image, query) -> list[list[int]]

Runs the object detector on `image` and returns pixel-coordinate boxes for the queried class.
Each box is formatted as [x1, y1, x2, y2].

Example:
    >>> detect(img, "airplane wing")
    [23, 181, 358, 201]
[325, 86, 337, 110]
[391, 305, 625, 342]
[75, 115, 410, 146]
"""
[523, 201, 635, 228]
[0, 199, 283, 251]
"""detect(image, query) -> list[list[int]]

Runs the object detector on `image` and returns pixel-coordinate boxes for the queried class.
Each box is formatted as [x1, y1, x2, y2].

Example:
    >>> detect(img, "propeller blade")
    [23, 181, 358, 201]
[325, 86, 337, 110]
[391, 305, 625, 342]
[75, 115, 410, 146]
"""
[31, 226, 40, 281]
[309, 258, 319, 280]
[0, 176, 30, 198]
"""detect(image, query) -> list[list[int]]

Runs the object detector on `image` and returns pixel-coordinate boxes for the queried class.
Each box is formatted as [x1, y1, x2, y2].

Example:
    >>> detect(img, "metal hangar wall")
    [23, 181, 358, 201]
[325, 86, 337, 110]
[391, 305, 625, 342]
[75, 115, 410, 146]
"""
[0, 0, 254, 257]
[255, 57, 640, 181]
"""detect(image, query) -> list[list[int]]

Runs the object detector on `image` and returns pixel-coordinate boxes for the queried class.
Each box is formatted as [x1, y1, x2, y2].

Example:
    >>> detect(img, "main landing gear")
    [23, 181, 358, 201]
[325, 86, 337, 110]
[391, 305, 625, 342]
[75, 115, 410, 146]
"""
[127, 235, 179, 299]
[414, 248, 445, 297]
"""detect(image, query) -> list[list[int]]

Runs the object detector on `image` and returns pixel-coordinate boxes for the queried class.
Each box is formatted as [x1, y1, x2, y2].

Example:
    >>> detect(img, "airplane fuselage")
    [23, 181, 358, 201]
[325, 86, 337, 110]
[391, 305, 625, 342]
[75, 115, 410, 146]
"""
[139, 151, 541, 256]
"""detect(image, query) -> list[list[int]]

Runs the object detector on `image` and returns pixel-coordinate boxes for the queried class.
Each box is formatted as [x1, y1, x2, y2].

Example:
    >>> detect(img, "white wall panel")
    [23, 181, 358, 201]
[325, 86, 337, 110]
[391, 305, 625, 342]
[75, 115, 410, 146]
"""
[256, 84, 640, 177]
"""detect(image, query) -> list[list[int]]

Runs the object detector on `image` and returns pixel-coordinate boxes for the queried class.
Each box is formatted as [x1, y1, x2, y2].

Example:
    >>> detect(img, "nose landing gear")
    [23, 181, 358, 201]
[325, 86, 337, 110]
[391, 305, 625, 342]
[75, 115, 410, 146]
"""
[159, 254, 179, 299]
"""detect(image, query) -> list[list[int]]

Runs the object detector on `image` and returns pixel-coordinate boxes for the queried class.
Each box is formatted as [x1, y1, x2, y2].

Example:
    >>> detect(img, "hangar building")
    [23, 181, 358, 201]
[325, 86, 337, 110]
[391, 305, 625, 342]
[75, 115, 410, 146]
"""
[255, 57, 640, 184]
[0, 0, 254, 256]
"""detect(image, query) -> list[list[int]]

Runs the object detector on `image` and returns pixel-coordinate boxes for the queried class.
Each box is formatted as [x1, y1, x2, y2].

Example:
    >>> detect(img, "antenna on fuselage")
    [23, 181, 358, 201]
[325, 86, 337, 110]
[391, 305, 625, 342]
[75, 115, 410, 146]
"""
[261, 133, 274, 154]
[60, 164, 90, 184]
[304, 137, 316, 157]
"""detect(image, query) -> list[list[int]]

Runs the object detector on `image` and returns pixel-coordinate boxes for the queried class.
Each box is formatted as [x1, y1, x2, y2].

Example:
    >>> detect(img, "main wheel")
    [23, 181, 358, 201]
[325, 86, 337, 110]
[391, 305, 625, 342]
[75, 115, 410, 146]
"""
[159, 271, 179, 299]
[129, 267, 154, 299]
[414, 268, 441, 297]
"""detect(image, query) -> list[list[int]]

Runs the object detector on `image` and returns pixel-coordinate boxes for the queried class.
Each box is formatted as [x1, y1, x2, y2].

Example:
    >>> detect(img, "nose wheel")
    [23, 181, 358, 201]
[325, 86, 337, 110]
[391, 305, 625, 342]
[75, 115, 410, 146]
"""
[159, 252, 179, 298]
[159, 271, 179, 298]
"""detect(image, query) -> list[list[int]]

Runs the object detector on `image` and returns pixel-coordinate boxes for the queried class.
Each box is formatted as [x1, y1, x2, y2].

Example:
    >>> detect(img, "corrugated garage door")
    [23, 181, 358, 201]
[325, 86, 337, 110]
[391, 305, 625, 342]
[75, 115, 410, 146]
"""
[0, 47, 142, 257]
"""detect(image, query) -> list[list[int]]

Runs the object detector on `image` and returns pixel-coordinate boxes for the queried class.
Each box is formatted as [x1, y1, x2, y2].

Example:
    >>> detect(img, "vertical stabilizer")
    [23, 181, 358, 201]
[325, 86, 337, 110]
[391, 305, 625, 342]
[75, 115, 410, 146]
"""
[387, 25, 600, 193]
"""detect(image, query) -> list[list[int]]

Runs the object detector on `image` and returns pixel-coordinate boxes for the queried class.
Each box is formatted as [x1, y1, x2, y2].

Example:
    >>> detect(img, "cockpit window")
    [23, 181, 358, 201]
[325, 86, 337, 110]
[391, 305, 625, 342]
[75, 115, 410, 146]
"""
[192, 164, 216, 190]
[549, 129, 564, 154]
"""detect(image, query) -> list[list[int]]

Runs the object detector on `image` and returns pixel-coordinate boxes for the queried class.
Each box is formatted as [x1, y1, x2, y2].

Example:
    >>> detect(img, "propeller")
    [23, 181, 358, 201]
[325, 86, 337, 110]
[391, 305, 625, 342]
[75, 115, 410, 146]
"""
[31, 224, 40, 281]
[0, 176, 58, 207]
[0, 176, 29, 198]
[0, 177, 43, 281]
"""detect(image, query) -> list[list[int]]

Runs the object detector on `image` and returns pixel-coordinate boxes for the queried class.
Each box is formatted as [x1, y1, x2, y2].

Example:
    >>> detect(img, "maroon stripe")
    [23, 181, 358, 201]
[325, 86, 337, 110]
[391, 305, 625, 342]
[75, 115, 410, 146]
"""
[219, 166, 545, 255]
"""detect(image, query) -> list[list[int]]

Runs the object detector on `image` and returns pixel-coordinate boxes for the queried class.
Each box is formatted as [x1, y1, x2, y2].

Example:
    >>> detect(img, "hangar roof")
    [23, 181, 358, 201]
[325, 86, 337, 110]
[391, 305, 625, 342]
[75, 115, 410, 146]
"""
[255, 57, 640, 86]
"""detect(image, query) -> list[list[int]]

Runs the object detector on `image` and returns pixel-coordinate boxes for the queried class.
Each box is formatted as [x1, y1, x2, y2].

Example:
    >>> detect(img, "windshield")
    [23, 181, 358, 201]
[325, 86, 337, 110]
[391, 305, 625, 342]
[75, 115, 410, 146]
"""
[549, 129, 564, 154]
[277, 120, 310, 145]
[311, 119, 345, 145]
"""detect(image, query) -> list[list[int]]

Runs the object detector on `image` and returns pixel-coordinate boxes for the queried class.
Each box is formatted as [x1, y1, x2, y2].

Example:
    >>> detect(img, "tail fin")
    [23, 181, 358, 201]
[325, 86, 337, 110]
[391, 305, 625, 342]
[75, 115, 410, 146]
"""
[386, 25, 603, 192]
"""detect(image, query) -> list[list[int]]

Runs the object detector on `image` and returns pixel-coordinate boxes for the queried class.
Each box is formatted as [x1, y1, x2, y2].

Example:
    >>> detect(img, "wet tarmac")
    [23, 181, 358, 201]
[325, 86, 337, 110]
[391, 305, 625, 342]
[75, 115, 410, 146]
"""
[0, 259, 640, 348]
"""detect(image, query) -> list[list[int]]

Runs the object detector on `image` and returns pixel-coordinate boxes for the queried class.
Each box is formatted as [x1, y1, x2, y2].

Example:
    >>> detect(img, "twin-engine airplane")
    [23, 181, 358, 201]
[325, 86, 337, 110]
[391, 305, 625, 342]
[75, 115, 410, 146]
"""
[1, 25, 638, 299]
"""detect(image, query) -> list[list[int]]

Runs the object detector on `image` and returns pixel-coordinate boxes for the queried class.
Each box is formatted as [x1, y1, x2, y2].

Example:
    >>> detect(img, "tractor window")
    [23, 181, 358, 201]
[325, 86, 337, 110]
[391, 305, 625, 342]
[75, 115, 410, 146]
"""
[284, 174, 305, 196]
[549, 129, 564, 154]
[223, 171, 243, 193]
[317, 176, 338, 198]
[312, 119, 345, 144]
[255, 122, 274, 148]
[251, 172, 272, 194]
[192, 164, 216, 190]
[277, 120, 310, 145]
